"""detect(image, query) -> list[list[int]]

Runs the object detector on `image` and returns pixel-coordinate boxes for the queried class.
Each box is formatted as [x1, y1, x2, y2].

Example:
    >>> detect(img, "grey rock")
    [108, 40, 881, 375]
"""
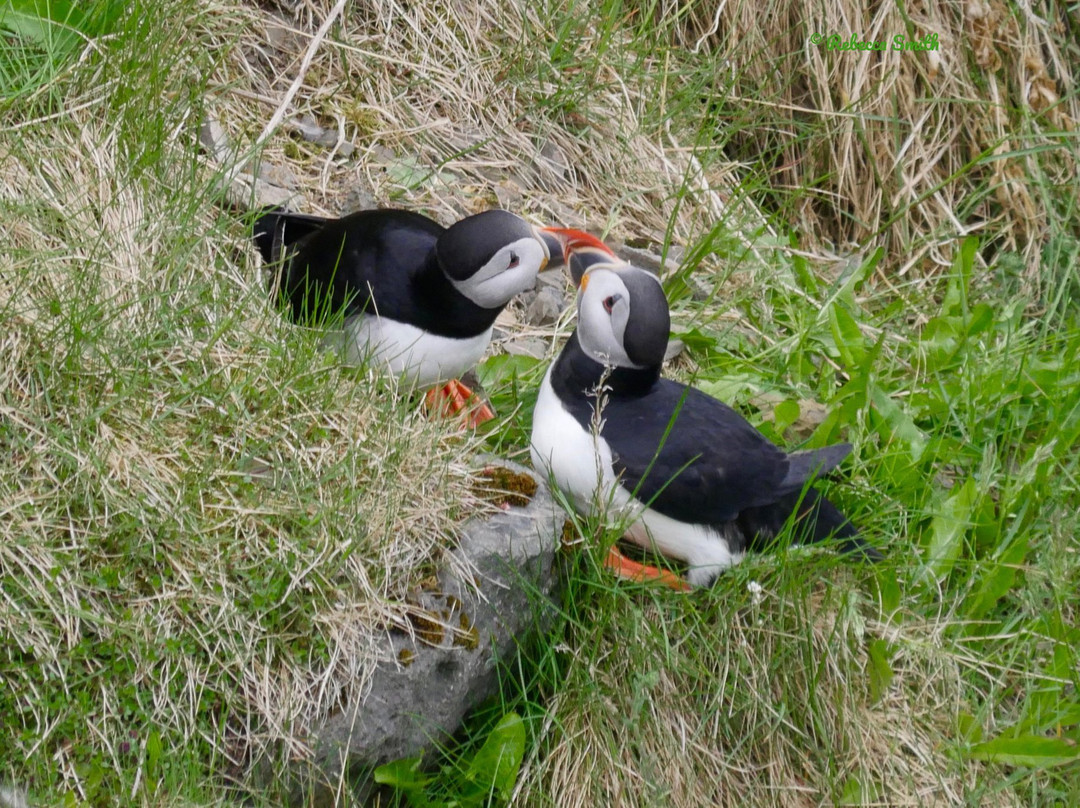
[369, 145, 396, 164]
[287, 114, 338, 147]
[524, 286, 565, 327]
[287, 462, 564, 806]
[509, 169, 535, 193]
[442, 196, 475, 223]
[534, 140, 570, 180]
[690, 276, 713, 302]
[226, 174, 298, 210]
[474, 165, 505, 185]
[445, 126, 489, 154]
[504, 338, 549, 359]
[458, 367, 483, 395]
[0, 784, 29, 808]
[283, 115, 353, 157]
[664, 338, 685, 362]
[617, 243, 685, 275]
[266, 21, 302, 54]
[256, 162, 299, 189]
[530, 198, 583, 234]
[492, 180, 524, 212]
[342, 185, 378, 213]
[535, 268, 568, 292]
[199, 116, 232, 165]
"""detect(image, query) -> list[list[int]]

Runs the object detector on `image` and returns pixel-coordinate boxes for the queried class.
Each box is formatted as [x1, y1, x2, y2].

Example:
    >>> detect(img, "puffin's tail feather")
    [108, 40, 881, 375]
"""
[251, 207, 328, 266]
[780, 444, 852, 491]
[743, 488, 883, 562]
[252, 207, 284, 265]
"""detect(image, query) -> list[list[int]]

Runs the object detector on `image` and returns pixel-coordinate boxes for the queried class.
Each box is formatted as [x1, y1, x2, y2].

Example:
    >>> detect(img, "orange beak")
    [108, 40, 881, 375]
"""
[538, 227, 619, 286]
[540, 227, 617, 257]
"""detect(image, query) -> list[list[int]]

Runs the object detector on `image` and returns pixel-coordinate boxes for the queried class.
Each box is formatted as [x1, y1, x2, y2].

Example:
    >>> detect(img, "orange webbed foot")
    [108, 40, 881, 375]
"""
[604, 545, 691, 592]
[424, 379, 495, 429]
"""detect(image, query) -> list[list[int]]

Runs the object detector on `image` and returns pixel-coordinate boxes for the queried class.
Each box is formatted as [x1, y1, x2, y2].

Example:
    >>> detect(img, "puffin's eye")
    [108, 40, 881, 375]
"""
[507, 251, 519, 269]
[602, 295, 618, 314]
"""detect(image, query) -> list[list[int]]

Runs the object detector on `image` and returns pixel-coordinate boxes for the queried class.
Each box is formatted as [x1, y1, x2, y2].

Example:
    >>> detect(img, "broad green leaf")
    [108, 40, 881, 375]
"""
[83, 758, 104, 796]
[673, 327, 719, 356]
[1, 0, 120, 45]
[1018, 634, 1080, 735]
[789, 232, 819, 295]
[869, 384, 926, 462]
[698, 374, 762, 404]
[963, 533, 1028, 621]
[967, 735, 1080, 768]
[923, 478, 977, 580]
[772, 399, 800, 433]
[919, 314, 963, 370]
[867, 638, 894, 703]
[146, 729, 161, 776]
[970, 493, 1000, 555]
[807, 404, 844, 447]
[827, 301, 866, 367]
[837, 774, 865, 805]
[465, 711, 526, 797]
[942, 235, 978, 317]
[875, 568, 900, 616]
[1, 5, 49, 42]
[956, 712, 983, 743]
[821, 246, 881, 310]
[476, 353, 542, 388]
[1038, 704, 1080, 731]
[386, 156, 430, 190]
[374, 756, 433, 790]
[966, 302, 996, 338]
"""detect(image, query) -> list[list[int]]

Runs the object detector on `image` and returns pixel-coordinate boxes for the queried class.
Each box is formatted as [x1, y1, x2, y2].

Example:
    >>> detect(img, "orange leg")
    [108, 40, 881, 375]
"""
[604, 545, 691, 592]
[423, 380, 495, 429]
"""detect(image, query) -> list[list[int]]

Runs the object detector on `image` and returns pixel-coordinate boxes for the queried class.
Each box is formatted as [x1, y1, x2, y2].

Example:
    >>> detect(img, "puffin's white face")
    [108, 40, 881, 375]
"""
[576, 266, 643, 368]
[575, 264, 670, 370]
[451, 232, 548, 309]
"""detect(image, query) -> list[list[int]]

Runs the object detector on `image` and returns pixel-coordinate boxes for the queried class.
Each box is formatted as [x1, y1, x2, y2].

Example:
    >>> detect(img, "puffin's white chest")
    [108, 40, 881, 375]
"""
[530, 366, 744, 586]
[332, 314, 492, 388]
[530, 367, 622, 514]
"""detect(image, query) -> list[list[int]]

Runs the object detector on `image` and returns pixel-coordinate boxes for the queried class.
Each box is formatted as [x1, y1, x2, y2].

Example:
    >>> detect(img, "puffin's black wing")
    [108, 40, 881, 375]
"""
[600, 379, 851, 527]
[255, 208, 445, 325]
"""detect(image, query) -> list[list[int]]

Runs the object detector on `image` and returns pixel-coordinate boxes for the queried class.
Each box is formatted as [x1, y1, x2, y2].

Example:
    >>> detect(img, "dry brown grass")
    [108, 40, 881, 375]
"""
[210, 0, 1079, 309]
[513, 580, 1023, 808]
[0, 66, 492, 795]
[667, 0, 1079, 291]
[203, 0, 753, 246]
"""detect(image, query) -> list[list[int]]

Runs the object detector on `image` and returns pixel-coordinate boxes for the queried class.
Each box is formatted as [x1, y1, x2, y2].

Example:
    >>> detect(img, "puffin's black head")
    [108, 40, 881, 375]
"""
[435, 209, 551, 309]
[576, 265, 670, 369]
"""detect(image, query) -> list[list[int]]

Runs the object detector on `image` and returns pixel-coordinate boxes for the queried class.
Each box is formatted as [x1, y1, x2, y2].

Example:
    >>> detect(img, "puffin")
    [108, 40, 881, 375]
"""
[253, 207, 578, 426]
[530, 256, 879, 589]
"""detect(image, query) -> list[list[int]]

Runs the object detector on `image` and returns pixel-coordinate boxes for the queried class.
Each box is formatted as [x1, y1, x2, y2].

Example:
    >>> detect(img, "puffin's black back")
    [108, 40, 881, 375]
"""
[253, 208, 505, 339]
[550, 332, 877, 558]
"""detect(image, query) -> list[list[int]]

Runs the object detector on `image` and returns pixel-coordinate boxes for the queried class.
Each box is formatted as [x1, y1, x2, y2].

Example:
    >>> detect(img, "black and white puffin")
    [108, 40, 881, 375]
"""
[253, 207, 576, 425]
[530, 258, 879, 589]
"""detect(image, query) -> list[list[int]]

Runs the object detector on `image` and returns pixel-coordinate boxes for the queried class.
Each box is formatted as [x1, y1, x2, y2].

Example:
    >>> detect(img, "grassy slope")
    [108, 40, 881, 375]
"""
[0, 2, 489, 803]
[2, 0, 1079, 806]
